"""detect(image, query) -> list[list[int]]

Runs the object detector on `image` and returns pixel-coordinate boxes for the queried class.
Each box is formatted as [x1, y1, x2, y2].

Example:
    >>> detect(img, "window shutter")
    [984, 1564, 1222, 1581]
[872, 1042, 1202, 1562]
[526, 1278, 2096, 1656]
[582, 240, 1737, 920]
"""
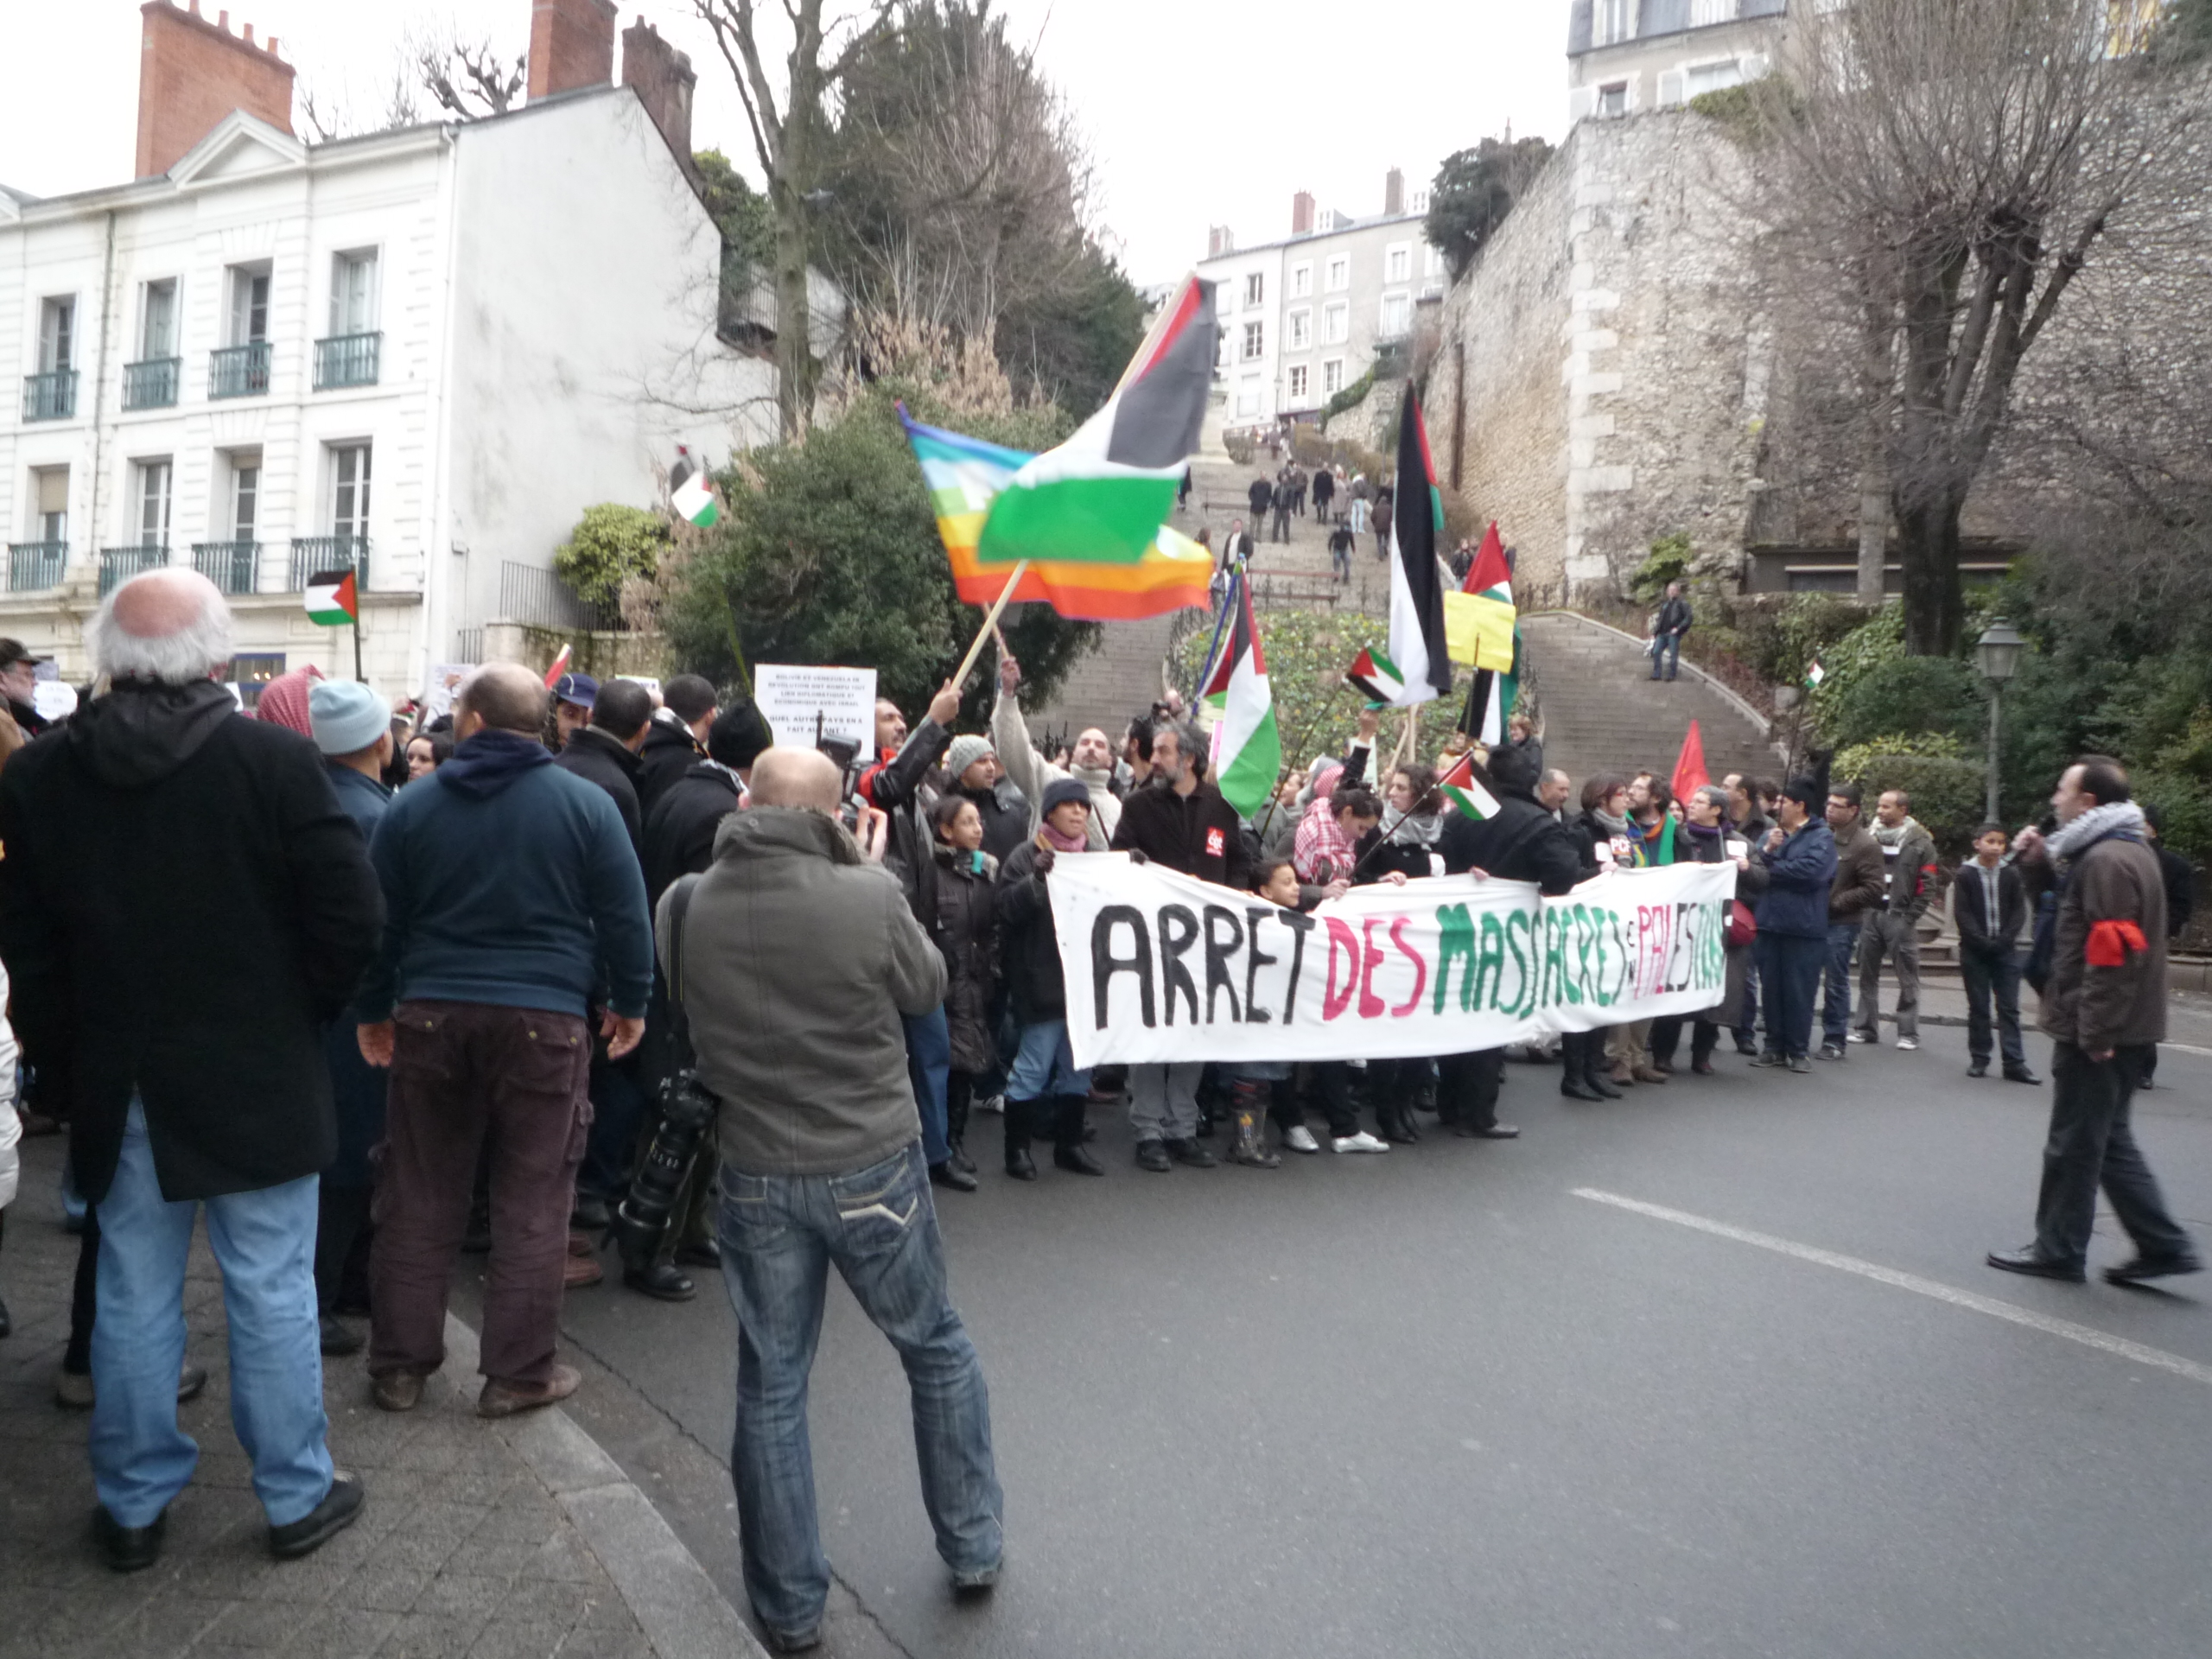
[38, 468, 69, 514]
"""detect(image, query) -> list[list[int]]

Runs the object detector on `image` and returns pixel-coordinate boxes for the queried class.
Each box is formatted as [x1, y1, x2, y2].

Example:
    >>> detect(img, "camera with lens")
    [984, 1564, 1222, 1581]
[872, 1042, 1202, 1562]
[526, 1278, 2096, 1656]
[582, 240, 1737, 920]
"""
[817, 733, 867, 834]
[609, 1067, 721, 1274]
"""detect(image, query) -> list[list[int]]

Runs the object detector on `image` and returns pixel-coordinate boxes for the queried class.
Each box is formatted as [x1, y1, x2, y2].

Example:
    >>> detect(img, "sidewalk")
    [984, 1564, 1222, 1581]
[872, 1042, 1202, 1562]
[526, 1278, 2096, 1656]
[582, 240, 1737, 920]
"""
[1, 1135, 761, 1659]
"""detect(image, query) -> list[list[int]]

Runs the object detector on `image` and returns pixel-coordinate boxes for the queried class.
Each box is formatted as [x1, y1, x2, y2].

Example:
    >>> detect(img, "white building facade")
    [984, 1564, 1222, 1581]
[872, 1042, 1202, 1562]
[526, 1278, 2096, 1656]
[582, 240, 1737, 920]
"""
[1566, 0, 1785, 121]
[0, 86, 766, 702]
[1197, 173, 1446, 430]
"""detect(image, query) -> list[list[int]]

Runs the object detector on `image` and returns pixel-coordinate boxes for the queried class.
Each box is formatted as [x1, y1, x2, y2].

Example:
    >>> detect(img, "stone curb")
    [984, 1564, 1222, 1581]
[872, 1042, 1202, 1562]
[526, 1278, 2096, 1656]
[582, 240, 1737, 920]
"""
[442, 1313, 768, 1659]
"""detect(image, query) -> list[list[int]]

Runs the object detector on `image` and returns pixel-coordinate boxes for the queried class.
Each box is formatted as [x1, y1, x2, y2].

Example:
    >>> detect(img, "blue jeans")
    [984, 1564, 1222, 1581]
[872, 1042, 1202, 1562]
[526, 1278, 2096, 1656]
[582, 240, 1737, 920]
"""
[1649, 633, 1681, 679]
[92, 1099, 333, 1528]
[1006, 1020, 1090, 1102]
[1821, 919, 1859, 1046]
[716, 1142, 1002, 1637]
[903, 1006, 952, 1165]
[1755, 932, 1826, 1060]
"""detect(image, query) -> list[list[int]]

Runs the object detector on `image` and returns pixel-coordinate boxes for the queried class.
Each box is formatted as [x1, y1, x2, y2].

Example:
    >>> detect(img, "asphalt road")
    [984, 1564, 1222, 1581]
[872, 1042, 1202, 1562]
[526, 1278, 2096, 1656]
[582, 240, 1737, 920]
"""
[549, 1020, 2212, 1658]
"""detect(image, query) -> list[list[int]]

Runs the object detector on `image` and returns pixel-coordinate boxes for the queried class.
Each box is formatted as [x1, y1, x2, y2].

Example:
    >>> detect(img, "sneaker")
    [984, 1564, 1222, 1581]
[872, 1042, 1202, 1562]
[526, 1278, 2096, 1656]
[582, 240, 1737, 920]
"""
[1845, 1031, 1872, 1045]
[974, 1093, 1006, 1116]
[1282, 1125, 1320, 1154]
[1787, 1054, 1812, 1074]
[1748, 1052, 1787, 1069]
[1896, 1036, 1918, 1051]
[1332, 1131, 1390, 1154]
[1733, 1039, 1760, 1057]
[1817, 1044, 1845, 1062]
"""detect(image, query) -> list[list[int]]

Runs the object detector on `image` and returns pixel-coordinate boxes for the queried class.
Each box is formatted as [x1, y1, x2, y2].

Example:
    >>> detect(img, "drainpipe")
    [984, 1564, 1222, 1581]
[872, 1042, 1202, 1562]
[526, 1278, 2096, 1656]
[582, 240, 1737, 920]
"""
[84, 207, 118, 594]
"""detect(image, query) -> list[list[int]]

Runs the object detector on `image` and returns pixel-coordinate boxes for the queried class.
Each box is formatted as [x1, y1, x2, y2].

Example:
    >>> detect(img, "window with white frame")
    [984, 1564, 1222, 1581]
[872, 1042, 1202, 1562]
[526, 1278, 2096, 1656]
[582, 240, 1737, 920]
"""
[331, 444, 372, 538]
[1597, 80, 1630, 118]
[229, 452, 262, 540]
[1408, 188, 1431, 217]
[227, 265, 271, 345]
[1290, 262, 1313, 298]
[1596, 0, 1636, 47]
[38, 296, 74, 372]
[1322, 359, 1345, 397]
[1287, 364, 1309, 402]
[1243, 270, 1264, 308]
[140, 279, 179, 359]
[133, 459, 173, 547]
[1385, 243, 1412, 284]
[1684, 58, 1744, 98]
[1380, 293, 1411, 338]
[1424, 244, 1446, 277]
[1236, 374, 1261, 416]
[32, 467, 68, 543]
[1287, 308, 1312, 350]
[330, 250, 378, 336]
[1325, 254, 1350, 291]
[1323, 302, 1349, 344]
[1242, 321, 1264, 361]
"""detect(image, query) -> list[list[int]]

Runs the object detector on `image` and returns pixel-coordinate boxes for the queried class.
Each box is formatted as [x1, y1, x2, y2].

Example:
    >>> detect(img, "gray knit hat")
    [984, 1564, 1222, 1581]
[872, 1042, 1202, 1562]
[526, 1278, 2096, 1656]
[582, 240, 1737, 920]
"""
[945, 734, 995, 779]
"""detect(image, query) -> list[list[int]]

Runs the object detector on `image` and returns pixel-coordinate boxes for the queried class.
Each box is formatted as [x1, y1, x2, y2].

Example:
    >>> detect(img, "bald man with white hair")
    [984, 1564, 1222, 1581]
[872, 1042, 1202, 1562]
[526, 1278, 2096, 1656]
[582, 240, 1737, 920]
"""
[0, 568, 385, 1571]
[658, 744, 1001, 1646]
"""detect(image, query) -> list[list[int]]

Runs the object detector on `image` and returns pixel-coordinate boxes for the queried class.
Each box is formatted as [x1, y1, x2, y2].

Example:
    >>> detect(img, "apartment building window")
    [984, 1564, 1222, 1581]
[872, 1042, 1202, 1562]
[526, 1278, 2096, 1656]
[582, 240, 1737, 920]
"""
[1385, 243, 1412, 284]
[317, 250, 382, 389]
[214, 264, 273, 397]
[195, 453, 262, 594]
[1242, 321, 1264, 361]
[1290, 262, 1312, 298]
[26, 297, 77, 421]
[11, 467, 70, 591]
[1408, 188, 1431, 217]
[125, 279, 181, 410]
[1322, 359, 1344, 397]
[1380, 293, 1411, 339]
[1424, 245, 1446, 277]
[1243, 271, 1264, 308]
[332, 444, 372, 539]
[232, 458, 261, 541]
[1322, 302, 1349, 345]
[1288, 308, 1312, 350]
[1596, 0, 1636, 48]
[1287, 364, 1309, 403]
[1236, 374, 1261, 416]
[1685, 58, 1745, 97]
[1597, 81, 1630, 118]
[134, 461, 173, 546]
[1325, 255, 1349, 292]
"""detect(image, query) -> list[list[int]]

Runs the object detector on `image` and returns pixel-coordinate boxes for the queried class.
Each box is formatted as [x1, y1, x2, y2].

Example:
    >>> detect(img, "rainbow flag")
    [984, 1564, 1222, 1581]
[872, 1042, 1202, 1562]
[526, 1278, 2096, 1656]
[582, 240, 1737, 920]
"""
[899, 410, 1213, 621]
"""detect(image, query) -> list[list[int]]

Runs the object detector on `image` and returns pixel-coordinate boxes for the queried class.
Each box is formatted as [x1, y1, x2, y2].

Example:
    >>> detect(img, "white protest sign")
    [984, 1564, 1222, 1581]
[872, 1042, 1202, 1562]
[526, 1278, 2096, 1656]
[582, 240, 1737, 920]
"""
[754, 664, 880, 761]
[423, 664, 473, 720]
[31, 680, 79, 722]
[1046, 856, 1738, 1067]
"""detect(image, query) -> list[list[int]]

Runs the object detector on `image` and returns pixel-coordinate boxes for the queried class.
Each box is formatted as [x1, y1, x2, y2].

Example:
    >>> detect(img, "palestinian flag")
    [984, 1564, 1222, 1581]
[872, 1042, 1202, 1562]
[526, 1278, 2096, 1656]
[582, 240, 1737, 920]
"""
[1805, 658, 1826, 689]
[1439, 749, 1502, 822]
[1344, 646, 1407, 705]
[1458, 621, 1522, 747]
[304, 569, 358, 626]
[1202, 573, 1282, 818]
[1444, 520, 1516, 671]
[900, 410, 1211, 620]
[671, 448, 720, 528]
[1386, 389, 1451, 705]
[542, 642, 572, 688]
[975, 274, 1217, 567]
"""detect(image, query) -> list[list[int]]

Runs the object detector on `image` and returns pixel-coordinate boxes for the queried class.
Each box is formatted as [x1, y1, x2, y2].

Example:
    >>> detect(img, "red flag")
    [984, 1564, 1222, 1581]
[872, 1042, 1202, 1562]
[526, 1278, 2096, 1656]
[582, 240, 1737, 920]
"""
[1463, 521, 1510, 594]
[1671, 719, 1709, 805]
[543, 643, 573, 689]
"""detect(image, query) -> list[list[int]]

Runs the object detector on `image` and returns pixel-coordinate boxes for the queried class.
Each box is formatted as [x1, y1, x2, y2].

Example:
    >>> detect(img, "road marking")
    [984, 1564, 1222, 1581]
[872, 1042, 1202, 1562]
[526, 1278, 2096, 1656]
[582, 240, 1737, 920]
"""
[1572, 1187, 2212, 1388]
[2163, 1041, 2212, 1058]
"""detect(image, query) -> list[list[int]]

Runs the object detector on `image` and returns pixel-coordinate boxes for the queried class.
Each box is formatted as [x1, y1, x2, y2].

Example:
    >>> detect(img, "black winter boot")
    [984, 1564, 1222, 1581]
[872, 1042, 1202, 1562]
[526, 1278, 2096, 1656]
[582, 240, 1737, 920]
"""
[946, 1091, 977, 1177]
[1560, 1031, 1606, 1102]
[1052, 1097, 1104, 1176]
[1003, 1098, 1038, 1181]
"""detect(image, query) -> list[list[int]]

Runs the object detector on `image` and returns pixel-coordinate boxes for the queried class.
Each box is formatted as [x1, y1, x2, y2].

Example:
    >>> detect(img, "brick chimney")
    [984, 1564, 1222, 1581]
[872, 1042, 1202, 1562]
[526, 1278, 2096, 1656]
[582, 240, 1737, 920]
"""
[621, 16, 696, 176]
[135, 0, 295, 178]
[527, 0, 618, 101]
[1383, 166, 1404, 217]
[1207, 225, 1235, 260]
[1291, 191, 1314, 236]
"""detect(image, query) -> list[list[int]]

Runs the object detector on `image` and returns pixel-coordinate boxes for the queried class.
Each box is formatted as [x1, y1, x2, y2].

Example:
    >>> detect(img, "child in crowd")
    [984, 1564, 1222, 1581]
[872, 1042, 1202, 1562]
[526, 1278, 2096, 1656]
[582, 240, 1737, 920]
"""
[1219, 861, 1304, 1168]
[930, 795, 1001, 1185]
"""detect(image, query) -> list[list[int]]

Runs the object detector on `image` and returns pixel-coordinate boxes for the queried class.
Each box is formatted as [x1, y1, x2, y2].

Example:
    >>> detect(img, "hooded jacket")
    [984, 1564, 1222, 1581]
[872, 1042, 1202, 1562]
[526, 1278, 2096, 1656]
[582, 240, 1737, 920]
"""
[930, 841, 1001, 1072]
[633, 713, 704, 819]
[996, 834, 1072, 1025]
[664, 808, 945, 1176]
[0, 680, 385, 1203]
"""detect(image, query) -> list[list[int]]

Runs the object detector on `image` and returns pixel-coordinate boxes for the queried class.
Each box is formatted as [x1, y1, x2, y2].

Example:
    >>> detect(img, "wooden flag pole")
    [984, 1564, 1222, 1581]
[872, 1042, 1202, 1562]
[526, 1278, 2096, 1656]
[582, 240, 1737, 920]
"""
[950, 560, 1030, 689]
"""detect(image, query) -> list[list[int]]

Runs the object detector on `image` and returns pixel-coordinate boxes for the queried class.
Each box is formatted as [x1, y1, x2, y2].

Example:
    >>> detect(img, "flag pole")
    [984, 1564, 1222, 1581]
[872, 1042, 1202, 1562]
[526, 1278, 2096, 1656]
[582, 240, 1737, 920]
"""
[950, 561, 1031, 689]
[1253, 687, 1344, 846]
[352, 611, 363, 683]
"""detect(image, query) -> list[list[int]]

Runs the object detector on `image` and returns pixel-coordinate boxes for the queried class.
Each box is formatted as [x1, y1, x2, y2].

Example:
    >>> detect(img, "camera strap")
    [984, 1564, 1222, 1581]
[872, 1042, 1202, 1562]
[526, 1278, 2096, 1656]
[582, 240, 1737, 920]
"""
[664, 873, 703, 1052]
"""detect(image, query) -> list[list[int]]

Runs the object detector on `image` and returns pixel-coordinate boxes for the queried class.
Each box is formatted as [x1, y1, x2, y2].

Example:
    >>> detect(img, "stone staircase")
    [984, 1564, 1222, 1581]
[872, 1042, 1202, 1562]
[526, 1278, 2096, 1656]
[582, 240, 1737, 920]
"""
[1520, 610, 1784, 792]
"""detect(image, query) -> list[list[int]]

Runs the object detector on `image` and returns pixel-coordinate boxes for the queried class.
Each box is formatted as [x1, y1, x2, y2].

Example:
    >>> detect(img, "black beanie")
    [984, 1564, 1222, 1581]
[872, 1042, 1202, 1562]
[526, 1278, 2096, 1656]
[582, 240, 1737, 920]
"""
[709, 700, 773, 770]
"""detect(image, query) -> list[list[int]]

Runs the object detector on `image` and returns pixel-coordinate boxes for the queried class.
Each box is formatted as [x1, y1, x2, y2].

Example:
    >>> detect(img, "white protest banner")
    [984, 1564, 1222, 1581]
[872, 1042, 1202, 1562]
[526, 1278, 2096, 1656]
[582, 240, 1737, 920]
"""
[1046, 855, 1737, 1067]
[753, 664, 880, 761]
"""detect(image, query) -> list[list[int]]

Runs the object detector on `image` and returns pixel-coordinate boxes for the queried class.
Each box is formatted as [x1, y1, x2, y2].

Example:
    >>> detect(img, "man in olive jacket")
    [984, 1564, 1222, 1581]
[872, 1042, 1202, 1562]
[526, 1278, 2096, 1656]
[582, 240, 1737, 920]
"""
[1988, 759, 2199, 1285]
[1821, 783, 1885, 1059]
[0, 569, 383, 1569]
[663, 748, 1000, 1648]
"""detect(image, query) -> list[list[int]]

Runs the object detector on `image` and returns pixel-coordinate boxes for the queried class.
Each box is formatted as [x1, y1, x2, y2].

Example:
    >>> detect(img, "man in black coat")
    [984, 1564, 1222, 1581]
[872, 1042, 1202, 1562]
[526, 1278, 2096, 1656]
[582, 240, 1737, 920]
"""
[641, 700, 772, 908]
[554, 677, 652, 858]
[0, 569, 383, 1571]
[632, 673, 718, 818]
[1247, 474, 1274, 522]
[1436, 744, 1586, 1134]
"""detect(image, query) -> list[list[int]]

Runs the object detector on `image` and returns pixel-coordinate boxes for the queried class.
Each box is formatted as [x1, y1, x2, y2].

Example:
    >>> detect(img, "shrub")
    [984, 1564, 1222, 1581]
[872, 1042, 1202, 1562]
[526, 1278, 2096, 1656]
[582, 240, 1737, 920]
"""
[1823, 654, 1985, 750]
[1843, 753, 1990, 851]
[556, 504, 669, 612]
[1630, 532, 1693, 606]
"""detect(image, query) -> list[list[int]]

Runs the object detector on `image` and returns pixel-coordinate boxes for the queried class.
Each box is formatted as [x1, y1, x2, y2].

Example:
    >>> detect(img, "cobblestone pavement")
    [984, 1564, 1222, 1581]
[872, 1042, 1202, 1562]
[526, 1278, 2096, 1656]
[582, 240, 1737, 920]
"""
[0, 1135, 694, 1659]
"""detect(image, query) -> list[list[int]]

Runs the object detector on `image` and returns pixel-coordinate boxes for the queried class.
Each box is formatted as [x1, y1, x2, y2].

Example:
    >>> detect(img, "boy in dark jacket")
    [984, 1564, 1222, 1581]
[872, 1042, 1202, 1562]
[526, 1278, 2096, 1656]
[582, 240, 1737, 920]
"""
[1953, 824, 2036, 1083]
[995, 780, 1106, 1180]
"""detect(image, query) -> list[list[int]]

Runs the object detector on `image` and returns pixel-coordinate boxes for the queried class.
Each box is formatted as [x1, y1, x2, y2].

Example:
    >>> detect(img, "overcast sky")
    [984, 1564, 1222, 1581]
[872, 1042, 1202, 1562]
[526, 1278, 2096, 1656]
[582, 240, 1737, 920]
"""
[0, 0, 1572, 285]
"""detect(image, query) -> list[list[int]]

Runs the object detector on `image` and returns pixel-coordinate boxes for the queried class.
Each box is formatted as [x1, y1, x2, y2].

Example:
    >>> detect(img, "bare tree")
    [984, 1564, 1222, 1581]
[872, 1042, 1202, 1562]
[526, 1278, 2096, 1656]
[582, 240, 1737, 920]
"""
[693, 0, 896, 439]
[1751, 0, 2195, 653]
[411, 29, 527, 120]
[297, 59, 424, 142]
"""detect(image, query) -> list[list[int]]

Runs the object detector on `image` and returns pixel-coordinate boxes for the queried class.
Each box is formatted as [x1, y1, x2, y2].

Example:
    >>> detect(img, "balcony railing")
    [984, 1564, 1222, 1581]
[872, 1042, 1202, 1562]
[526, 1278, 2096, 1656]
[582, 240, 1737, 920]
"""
[23, 370, 77, 421]
[123, 358, 181, 410]
[209, 340, 272, 399]
[99, 543, 169, 596]
[193, 539, 261, 595]
[314, 332, 381, 391]
[5, 540, 67, 593]
[289, 535, 369, 594]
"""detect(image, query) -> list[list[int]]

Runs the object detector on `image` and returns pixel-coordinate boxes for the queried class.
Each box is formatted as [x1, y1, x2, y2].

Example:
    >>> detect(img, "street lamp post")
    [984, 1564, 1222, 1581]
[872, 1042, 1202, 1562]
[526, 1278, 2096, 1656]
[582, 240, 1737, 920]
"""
[1974, 618, 2024, 824]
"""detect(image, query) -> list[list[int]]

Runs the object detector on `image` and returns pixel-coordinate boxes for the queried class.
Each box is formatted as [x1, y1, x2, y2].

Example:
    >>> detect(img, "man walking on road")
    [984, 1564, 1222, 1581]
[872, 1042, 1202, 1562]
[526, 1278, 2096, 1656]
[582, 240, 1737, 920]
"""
[0, 569, 383, 1570]
[1988, 758, 2199, 1286]
[1954, 823, 2037, 1083]
[1649, 582, 1693, 681]
[669, 747, 1001, 1650]
[357, 663, 653, 1419]
[1820, 785, 1885, 1061]
[1855, 789, 1937, 1051]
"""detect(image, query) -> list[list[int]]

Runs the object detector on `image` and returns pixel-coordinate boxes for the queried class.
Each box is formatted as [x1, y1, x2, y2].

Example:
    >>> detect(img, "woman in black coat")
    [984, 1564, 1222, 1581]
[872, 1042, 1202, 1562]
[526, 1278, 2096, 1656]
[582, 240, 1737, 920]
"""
[929, 796, 1001, 1183]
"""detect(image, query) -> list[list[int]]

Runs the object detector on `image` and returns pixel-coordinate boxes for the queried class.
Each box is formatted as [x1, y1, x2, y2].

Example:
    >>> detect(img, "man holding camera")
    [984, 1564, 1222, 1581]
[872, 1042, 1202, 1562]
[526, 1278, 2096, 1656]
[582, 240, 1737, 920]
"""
[664, 746, 1002, 1652]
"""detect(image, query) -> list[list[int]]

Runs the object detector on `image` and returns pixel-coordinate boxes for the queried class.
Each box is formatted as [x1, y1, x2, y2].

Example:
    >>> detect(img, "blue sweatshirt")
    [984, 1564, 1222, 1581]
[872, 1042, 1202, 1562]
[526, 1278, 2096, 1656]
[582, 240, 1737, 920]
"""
[357, 732, 653, 1020]
[1754, 817, 1840, 939]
